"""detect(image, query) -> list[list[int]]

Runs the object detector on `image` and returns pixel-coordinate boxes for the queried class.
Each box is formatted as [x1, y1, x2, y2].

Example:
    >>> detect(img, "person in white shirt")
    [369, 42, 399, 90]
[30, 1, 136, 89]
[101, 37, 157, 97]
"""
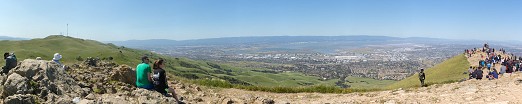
[53, 53, 63, 66]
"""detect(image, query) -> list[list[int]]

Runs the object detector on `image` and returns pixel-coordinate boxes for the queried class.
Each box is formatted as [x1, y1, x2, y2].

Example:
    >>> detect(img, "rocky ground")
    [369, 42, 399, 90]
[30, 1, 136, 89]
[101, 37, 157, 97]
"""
[1, 49, 521, 104]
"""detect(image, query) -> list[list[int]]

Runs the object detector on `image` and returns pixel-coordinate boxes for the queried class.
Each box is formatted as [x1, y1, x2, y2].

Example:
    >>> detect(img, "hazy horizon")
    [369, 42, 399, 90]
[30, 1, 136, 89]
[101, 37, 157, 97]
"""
[1, 0, 521, 41]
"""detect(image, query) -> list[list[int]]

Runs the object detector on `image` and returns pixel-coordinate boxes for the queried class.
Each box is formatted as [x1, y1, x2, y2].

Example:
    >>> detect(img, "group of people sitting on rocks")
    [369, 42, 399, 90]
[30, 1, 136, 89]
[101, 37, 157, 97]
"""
[135, 56, 183, 103]
[0, 51, 183, 103]
[465, 43, 522, 81]
[1, 52, 65, 75]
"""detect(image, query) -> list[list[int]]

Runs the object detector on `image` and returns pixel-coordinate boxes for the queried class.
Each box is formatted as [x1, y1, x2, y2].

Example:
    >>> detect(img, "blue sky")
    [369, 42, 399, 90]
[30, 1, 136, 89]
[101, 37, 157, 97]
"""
[1, 0, 521, 41]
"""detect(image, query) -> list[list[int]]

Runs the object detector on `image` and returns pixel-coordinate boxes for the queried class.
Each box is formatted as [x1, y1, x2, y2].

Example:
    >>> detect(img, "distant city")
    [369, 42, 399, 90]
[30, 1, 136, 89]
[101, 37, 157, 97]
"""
[111, 36, 522, 81]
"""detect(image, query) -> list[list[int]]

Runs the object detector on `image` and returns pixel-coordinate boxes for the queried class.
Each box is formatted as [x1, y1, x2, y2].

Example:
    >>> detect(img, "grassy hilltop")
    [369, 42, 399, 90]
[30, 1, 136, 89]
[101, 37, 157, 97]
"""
[0, 35, 147, 65]
[386, 54, 470, 89]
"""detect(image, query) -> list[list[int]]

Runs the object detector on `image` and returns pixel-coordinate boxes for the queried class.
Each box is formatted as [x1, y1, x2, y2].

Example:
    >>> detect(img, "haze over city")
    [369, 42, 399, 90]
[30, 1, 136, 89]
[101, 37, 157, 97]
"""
[1, 0, 521, 41]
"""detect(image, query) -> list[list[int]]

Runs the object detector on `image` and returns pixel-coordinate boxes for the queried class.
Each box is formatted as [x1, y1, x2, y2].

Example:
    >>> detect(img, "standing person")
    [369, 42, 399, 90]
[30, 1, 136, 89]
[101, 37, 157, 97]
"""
[152, 58, 182, 103]
[136, 56, 154, 90]
[419, 69, 426, 87]
[1, 52, 17, 74]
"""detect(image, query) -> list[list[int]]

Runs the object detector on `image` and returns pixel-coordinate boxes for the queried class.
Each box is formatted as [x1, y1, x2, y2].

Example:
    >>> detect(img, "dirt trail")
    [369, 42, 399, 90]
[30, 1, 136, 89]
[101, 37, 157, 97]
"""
[214, 73, 522, 103]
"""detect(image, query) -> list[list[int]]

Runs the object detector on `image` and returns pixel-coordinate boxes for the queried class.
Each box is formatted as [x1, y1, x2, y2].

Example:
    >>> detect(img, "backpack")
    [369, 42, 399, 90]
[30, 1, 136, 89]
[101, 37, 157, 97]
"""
[419, 72, 425, 80]
[152, 71, 161, 86]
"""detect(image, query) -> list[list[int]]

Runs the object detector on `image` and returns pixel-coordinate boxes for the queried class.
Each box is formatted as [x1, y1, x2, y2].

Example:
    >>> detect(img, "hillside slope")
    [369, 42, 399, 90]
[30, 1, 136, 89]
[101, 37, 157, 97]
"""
[386, 54, 470, 89]
[212, 72, 522, 103]
[207, 46, 522, 103]
[0, 35, 350, 90]
[0, 35, 148, 66]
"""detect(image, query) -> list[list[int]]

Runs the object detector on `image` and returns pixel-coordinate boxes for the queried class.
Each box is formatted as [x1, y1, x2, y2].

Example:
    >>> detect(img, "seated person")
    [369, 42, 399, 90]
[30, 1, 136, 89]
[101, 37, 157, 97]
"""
[136, 56, 154, 90]
[152, 59, 181, 102]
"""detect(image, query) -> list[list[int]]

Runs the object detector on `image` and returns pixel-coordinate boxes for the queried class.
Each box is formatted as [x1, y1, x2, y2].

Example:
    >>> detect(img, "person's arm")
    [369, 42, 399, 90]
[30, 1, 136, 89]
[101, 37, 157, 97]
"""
[147, 73, 152, 82]
[147, 66, 152, 82]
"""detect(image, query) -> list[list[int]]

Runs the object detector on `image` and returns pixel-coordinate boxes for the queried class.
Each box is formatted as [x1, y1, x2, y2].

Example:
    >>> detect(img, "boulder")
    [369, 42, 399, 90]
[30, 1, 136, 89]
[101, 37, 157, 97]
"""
[110, 64, 136, 86]
[0, 74, 6, 85]
[3, 59, 87, 103]
[10, 59, 51, 79]
[3, 94, 37, 104]
[2, 73, 30, 98]
[262, 98, 275, 104]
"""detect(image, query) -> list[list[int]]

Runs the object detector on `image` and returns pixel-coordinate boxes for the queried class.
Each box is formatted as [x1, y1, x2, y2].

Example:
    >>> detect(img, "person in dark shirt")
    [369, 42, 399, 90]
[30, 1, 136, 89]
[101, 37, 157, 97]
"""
[476, 69, 483, 80]
[2, 52, 17, 74]
[419, 69, 426, 87]
[152, 59, 181, 103]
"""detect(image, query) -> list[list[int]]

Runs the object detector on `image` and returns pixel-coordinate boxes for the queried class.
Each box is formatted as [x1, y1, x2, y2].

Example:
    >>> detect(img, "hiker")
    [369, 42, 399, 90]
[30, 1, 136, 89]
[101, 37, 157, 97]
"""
[152, 58, 181, 102]
[471, 68, 478, 79]
[487, 62, 492, 70]
[480, 60, 486, 67]
[419, 69, 426, 87]
[491, 68, 499, 79]
[468, 66, 474, 79]
[136, 56, 154, 90]
[53, 53, 63, 66]
[476, 69, 483, 80]
[500, 64, 506, 77]
[1, 52, 17, 74]
[506, 60, 514, 74]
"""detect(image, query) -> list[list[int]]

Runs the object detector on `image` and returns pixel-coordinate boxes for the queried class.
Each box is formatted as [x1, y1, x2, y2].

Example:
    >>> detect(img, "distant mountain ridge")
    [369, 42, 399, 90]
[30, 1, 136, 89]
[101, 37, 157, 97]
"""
[0, 36, 29, 40]
[109, 35, 461, 48]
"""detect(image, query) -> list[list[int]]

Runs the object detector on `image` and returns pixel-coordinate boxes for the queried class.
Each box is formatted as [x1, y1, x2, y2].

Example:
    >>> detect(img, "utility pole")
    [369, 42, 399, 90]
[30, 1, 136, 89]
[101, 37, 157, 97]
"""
[67, 24, 69, 36]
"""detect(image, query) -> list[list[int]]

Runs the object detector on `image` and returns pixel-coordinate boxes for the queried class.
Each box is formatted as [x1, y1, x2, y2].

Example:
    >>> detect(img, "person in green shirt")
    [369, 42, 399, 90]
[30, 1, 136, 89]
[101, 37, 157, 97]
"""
[136, 56, 154, 89]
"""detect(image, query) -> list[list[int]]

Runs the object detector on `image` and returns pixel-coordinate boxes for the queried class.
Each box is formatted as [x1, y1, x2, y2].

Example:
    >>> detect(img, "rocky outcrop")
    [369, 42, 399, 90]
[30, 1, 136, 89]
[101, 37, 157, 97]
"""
[1, 73, 31, 98]
[68, 57, 138, 95]
[3, 94, 37, 104]
[110, 65, 136, 86]
[0, 58, 193, 103]
[0, 59, 87, 103]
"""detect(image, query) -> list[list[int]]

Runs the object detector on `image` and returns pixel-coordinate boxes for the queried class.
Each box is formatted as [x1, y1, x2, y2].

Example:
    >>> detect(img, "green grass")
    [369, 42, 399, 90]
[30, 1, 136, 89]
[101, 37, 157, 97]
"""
[0, 35, 149, 66]
[385, 54, 470, 89]
[192, 78, 382, 93]
[345, 76, 397, 89]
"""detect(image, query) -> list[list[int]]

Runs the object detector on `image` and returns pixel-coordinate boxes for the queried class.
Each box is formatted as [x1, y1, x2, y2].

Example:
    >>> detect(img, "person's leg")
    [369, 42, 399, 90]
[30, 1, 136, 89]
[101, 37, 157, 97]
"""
[141, 84, 154, 90]
[168, 88, 180, 102]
